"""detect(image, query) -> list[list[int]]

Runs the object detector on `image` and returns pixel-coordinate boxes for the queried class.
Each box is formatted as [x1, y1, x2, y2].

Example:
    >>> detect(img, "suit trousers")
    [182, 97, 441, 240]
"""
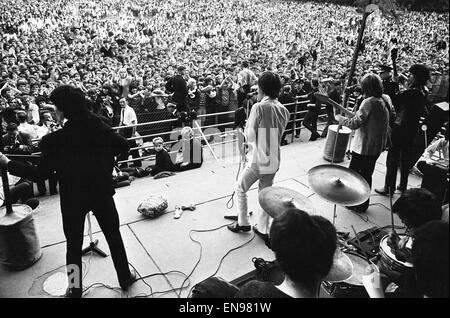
[118, 127, 141, 167]
[349, 152, 380, 211]
[384, 143, 413, 191]
[61, 195, 130, 292]
[236, 166, 275, 235]
[303, 109, 319, 135]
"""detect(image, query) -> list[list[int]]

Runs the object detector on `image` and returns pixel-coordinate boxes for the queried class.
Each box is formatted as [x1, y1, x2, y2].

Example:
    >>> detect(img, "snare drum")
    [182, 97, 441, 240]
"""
[378, 234, 413, 273]
[322, 252, 376, 298]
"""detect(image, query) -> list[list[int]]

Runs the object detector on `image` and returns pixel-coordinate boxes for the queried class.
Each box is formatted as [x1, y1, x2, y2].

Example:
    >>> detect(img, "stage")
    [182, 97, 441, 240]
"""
[0, 131, 422, 298]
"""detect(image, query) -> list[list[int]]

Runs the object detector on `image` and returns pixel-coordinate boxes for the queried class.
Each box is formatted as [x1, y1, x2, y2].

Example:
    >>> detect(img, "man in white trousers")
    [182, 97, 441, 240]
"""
[227, 71, 290, 247]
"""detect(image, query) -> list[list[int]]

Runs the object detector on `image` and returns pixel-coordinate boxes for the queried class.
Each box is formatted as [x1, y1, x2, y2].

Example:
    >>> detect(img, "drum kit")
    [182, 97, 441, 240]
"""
[258, 164, 411, 298]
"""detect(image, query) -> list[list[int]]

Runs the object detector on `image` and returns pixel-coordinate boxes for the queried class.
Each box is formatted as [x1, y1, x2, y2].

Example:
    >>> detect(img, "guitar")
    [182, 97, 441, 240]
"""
[315, 93, 354, 118]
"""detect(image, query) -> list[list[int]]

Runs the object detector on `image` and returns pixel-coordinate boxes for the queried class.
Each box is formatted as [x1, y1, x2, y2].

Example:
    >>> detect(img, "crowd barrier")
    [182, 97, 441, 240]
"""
[23, 97, 357, 165]
[12, 97, 447, 167]
[114, 98, 336, 165]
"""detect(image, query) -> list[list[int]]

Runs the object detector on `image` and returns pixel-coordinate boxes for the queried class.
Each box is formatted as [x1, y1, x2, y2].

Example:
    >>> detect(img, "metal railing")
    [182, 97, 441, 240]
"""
[21, 98, 336, 165]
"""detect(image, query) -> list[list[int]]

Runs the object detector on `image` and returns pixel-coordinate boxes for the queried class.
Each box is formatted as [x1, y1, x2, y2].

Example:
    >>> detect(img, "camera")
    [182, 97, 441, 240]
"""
[177, 109, 198, 124]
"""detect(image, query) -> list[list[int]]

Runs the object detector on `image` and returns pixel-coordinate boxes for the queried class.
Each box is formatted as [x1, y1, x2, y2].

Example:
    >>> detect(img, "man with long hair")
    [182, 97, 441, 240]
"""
[0, 85, 136, 298]
[227, 72, 290, 245]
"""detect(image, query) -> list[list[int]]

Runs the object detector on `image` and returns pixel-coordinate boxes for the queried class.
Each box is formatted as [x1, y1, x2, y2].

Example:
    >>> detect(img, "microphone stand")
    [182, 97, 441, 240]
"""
[82, 212, 107, 257]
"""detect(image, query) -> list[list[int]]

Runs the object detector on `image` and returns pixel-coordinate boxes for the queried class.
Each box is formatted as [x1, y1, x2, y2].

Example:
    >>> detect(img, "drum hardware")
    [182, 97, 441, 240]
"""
[308, 164, 370, 226]
[421, 124, 428, 148]
[388, 186, 396, 234]
[351, 225, 371, 264]
[347, 226, 389, 259]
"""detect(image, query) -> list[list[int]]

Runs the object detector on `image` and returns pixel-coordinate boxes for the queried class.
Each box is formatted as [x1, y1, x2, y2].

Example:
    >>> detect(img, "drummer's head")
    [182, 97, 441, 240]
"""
[392, 188, 442, 230]
[412, 220, 449, 298]
[270, 209, 337, 290]
[360, 73, 383, 98]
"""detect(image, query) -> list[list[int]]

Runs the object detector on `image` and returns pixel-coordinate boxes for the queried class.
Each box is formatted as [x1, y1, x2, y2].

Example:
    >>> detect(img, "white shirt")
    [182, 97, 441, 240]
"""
[28, 103, 40, 124]
[244, 96, 290, 174]
[120, 106, 137, 126]
[424, 138, 449, 162]
[18, 123, 39, 140]
[0, 174, 21, 206]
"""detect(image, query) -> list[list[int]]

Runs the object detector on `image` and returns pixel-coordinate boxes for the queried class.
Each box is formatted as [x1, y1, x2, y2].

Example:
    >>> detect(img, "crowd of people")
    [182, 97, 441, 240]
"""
[0, 0, 448, 299]
[1, 0, 448, 140]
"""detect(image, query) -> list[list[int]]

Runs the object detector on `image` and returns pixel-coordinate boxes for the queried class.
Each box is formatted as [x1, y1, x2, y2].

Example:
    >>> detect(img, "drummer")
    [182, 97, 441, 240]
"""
[383, 221, 449, 298]
[334, 73, 390, 213]
[388, 188, 445, 263]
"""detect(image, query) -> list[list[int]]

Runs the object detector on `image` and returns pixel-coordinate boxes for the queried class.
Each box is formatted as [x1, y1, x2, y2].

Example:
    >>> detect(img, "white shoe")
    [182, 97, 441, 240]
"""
[174, 207, 183, 219]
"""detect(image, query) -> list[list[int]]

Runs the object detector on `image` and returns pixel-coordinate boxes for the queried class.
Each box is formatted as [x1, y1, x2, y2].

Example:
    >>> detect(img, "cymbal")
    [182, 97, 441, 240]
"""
[258, 186, 315, 218]
[308, 164, 370, 206]
[324, 248, 353, 282]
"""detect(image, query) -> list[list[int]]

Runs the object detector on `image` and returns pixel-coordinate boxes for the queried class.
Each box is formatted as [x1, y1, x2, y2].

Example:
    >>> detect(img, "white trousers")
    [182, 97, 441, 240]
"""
[236, 166, 275, 235]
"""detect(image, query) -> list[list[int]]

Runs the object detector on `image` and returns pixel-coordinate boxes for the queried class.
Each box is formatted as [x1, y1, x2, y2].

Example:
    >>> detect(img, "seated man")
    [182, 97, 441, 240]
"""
[235, 209, 337, 298]
[2, 123, 34, 155]
[16, 111, 39, 140]
[416, 121, 448, 203]
[0, 173, 39, 210]
[175, 127, 203, 172]
[389, 188, 444, 263]
[150, 137, 176, 177]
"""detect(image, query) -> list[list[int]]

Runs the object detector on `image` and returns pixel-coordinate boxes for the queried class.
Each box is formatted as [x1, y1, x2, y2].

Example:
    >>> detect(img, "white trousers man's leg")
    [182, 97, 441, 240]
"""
[236, 167, 275, 231]
[256, 173, 275, 235]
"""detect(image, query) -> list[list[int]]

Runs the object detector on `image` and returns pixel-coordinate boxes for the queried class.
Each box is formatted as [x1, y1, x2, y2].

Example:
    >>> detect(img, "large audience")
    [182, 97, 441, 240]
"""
[0, 0, 448, 136]
[0, 0, 448, 299]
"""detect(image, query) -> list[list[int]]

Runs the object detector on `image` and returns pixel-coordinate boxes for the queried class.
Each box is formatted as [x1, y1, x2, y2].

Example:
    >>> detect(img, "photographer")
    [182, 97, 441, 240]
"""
[2, 122, 34, 155]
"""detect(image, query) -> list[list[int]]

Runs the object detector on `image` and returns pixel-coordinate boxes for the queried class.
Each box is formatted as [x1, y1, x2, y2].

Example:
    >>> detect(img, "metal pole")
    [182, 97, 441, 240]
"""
[1, 166, 13, 215]
[292, 99, 298, 143]
[331, 125, 341, 164]
[342, 10, 370, 109]
[193, 120, 219, 162]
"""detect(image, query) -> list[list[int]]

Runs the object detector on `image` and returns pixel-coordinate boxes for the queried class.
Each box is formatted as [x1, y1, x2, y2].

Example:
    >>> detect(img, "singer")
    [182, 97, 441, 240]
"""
[227, 72, 290, 245]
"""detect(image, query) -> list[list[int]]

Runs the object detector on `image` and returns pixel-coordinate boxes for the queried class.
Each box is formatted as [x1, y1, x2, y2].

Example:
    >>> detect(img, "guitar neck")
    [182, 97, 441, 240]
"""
[328, 98, 354, 117]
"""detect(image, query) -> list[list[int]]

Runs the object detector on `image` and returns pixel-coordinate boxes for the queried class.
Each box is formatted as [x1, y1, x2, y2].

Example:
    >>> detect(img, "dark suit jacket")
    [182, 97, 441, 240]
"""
[165, 75, 188, 107]
[2, 131, 34, 154]
[8, 115, 130, 202]
[392, 88, 427, 146]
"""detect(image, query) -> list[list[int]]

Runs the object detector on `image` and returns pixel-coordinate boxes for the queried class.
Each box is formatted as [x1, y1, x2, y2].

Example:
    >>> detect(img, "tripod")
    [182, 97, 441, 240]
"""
[82, 212, 107, 257]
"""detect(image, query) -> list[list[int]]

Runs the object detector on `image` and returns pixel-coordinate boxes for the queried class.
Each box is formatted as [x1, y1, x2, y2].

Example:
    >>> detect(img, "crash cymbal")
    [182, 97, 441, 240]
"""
[323, 247, 353, 282]
[258, 186, 315, 218]
[308, 164, 370, 206]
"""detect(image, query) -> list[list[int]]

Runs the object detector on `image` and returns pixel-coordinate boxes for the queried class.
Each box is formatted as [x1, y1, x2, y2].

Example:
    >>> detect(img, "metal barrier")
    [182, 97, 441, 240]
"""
[24, 99, 335, 165]
[116, 98, 332, 164]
